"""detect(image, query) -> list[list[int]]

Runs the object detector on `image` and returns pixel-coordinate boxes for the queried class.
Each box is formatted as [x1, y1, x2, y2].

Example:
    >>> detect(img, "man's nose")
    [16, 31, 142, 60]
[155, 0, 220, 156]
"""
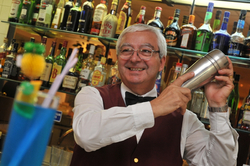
[130, 50, 141, 61]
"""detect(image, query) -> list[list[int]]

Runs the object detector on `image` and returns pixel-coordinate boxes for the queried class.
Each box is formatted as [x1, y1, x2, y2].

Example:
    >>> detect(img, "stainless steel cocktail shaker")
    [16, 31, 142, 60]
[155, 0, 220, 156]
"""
[181, 49, 229, 91]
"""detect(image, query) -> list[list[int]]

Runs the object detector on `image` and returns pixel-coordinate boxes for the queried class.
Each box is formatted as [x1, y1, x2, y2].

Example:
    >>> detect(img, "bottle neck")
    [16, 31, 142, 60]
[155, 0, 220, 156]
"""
[49, 45, 56, 57]
[204, 11, 212, 24]
[154, 10, 161, 19]
[236, 19, 245, 33]
[139, 9, 145, 16]
[110, 3, 117, 15]
[59, 47, 67, 57]
[220, 17, 229, 31]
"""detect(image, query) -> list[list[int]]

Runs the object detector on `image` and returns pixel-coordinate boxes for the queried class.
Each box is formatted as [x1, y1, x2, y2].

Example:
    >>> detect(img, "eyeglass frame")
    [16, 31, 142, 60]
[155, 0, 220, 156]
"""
[118, 44, 160, 60]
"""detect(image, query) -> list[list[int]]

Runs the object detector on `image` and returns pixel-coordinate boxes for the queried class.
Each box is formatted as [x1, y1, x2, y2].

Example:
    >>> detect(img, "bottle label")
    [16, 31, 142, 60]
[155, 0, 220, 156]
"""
[62, 75, 78, 89]
[237, 20, 245, 30]
[204, 12, 212, 24]
[91, 70, 103, 86]
[9, 0, 21, 18]
[2, 59, 14, 78]
[80, 68, 90, 79]
[0, 52, 6, 59]
[52, 8, 62, 25]
[20, 8, 27, 19]
[116, 11, 127, 35]
[38, 9, 46, 21]
[212, 34, 230, 54]
[32, 13, 39, 20]
[49, 63, 62, 83]
[195, 31, 213, 52]
[60, 8, 65, 23]
[228, 41, 243, 56]
[93, 8, 105, 22]
[99, 15, 117, 38]
[180, 28, 192, 48]
[243, 111, 250, 122]
[40, 63, 52, 81]
[165, 30, 178, 46]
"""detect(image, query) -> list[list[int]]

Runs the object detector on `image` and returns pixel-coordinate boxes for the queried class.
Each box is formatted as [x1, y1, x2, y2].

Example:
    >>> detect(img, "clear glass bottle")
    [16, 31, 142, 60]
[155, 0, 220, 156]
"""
[8, 0, 23, 22]
[212, 11, 231, 55]
[78, 0, 94, 33]
[66, 0, 81, 32]
[99, 0, 118, 38]
[147, 7, 164, 34]
[212, 10, 222, 32]
[107, 60, 121, 85]
[195, 2, 214, 52]
[228, 10, 247, 57]
[36, 0, 55, 27]
[60, 0, 74, 30]
[90, 56, 107, 87]
[90, 0, 107, 35]
[114, 0, 132, 38]
[134, 6, 146, 24]
[178, 15, 197, 50]
[51, 0, 65, 29]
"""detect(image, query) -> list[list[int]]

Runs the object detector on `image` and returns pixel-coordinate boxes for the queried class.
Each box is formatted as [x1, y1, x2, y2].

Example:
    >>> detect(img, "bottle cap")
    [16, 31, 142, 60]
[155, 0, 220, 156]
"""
[89, 45, 96, 54]
[155, 7, 162, 11]
[235, 74, 240, 82]
[176, 62, 182, 67]
[207, 2, 214, 13]
[182, 64, 188, 68]
[175, 9, 181, 15]
[141, 5, 146, 10]
[63, 41, 68, 48]
[224, 11, 230, 19]
[168, 16, 173, 20]
[215, 10, 222, 19]
[42, 36, 47, 45]
[79, 47, 84, 53]
[52, 41, 56, 47]
[239, 10, 247, 20]
[189, 15, 195, 24]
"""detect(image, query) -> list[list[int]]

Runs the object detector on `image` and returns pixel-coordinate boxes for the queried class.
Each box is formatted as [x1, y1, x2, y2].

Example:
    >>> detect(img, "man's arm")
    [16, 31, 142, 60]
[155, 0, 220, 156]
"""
[72, 86, 154, 152]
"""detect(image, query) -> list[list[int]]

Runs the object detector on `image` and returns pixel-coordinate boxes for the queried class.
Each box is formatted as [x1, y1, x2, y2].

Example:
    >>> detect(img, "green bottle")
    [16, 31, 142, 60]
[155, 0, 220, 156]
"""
[49, 41, 68, 85]
[41, 41, 56, 87]
[75, 47, 84, 73]
[19, 0, 35, 24]
[230, 74, 240, 127]
[8, 0, 23, 22]
[195, 2, 214, 52]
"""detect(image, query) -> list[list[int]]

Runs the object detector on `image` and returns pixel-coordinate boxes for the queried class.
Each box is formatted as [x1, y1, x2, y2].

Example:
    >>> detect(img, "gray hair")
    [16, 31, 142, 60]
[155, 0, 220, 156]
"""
[116, 24, 167, 59]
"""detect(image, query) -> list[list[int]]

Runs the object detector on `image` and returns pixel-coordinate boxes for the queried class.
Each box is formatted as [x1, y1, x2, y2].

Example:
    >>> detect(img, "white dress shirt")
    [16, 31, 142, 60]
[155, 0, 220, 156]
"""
[73, 83, 239, 166]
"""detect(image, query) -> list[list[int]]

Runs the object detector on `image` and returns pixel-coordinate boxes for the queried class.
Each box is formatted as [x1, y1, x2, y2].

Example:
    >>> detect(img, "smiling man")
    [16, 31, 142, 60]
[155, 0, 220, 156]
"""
[70, 24, 238, 166]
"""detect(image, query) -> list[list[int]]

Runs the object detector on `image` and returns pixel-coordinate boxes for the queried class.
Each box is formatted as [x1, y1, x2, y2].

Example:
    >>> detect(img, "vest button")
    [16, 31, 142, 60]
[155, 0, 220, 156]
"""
[134, 158, 139, 163]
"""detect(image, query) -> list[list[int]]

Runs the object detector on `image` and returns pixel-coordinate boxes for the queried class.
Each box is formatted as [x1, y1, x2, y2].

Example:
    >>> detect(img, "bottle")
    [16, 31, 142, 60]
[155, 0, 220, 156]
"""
[40, 41, 56, 87]
[90, 0, 107, 35]
[180, 64, 188, 76]
[36, 0, 55, 27]
[134, 5, 146, 24]
[8, 0, 23, 22]
[212, 11, 231, 55]
[41, 36, 47, 56]
[190, 88, 205, 117]
[212, 10, 222, 32]
[62, 48, 79, 92]
[51, 0, 65, 29]
[181, 15, 188, 26]
[230, 74, 240, 127]
[90, 56, 107, 87]
[164, 9, 180, 47]
[78, 0, 94, 33]
[9, 43, 20, 80]
[107, 60, 121, 85]
[55, 43, 62, 58]
[49, 40, 68, 86]
[60, 0, 74, 30]
[99, 0, 118, 38]
[166, 62, 182, 86]
[6, 39, 16, 55]
[77, 44, 96, 91]
[231, 21, 237, 35]
[165, 62, 176, 87]
[166, 16, 173, 27]
[228, 10, 247, 57]
[19, 0, 35, 24]
[2, 43, 19, 78]
[66, 0, 81, 32]
[0, 38, 8, 77]
[17, 42, 25, 80]
[114, 0, 132, 38]
[242, 25, 250, 58]
[178, 15, 197, 50]
[30, 0, 40, 25]
[75, 47, 84, 73]
[147, 7, 164, 34]
[195, 2, 214, 52]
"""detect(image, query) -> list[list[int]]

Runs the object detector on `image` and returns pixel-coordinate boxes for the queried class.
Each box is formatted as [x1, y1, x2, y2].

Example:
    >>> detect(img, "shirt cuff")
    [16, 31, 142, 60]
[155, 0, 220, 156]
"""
[131, 102, 155, 130]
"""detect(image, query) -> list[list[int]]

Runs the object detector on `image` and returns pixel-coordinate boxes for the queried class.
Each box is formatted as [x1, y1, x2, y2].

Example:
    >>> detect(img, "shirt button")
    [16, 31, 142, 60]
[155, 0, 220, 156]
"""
[134, 158, 139, 163]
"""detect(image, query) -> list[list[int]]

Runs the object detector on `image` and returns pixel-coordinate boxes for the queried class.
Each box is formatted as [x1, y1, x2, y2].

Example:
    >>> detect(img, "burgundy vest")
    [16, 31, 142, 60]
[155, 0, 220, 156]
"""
[70, 83, 183, 166]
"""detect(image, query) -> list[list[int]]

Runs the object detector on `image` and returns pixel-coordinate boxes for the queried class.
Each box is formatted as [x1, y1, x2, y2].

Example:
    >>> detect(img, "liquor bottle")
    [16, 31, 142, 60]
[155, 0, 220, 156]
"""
[78, 0, 94, 33]
[62, 48, 79, 92]
[40, 41, 56, 87]
[195, 2, 214, 52]
[51, 0, 65, 29]
[0, 38, 8, 77]
[212, 10, 222, 32]
[90, 56, 106, 87]
[36, 0, 55, 27]
[181, 15, 188, 26]
[167, 16, 173, 27]
[90, 0, 107, 35]
[8, 0, 23, 22]
[41, 36, 47, 56]
[230, 74, 240, 127]
[19, 0, 35, 24]
[134, 5, 146, 24]
[75, 47, 84, 73]
[166, 62, 182, 86]
[30, 0, 40, 25]
[165, 62, 176, 86]
[147, 7, 164, 34]
[77, 45, 95, 91]
[242, 25, 250, 58]
[55, 43, 62, 58]
[107, 60, 121, 85]
[231, 21, 237, 35]
[6, 39, 16, 55]
[99, 0, 118, 38]
[114, 0, 132, 38]
[228, 10, 247, 57]
[164, 9, 180, 47]
[236, 90, 250, 129]
[178, 15, 197, 50]
[60, 0, 74, 30]
[2, 43, 19, 78]
[49, 41, 68, 85]
[66, 0, 81, 32]
[212, 11, 231, 55]
[227, 72, 235, 116]
[10, 43, 21, 80]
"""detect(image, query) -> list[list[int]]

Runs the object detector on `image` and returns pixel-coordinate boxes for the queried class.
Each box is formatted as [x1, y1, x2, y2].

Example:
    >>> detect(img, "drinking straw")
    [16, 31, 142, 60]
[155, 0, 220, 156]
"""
[9, 48, 78, 166]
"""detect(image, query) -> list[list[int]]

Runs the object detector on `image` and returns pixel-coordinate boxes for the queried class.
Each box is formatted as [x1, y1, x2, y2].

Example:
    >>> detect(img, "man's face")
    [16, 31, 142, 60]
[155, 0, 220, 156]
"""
[118, 31, 166, 93]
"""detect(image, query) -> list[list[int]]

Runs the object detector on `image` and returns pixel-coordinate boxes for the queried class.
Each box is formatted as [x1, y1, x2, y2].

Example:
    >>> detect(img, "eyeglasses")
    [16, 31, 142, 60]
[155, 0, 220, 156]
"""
[119, 45, 160, 60]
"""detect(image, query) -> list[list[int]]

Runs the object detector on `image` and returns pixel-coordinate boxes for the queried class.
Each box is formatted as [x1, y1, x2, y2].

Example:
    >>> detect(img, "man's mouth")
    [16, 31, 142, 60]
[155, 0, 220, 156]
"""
[128, 67, 145, 71]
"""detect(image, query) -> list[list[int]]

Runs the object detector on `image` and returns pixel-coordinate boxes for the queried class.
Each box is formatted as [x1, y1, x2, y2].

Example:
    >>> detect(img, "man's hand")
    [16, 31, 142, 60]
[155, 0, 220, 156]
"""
[205, 56, 234, 107]
[150, 72, 194, 118]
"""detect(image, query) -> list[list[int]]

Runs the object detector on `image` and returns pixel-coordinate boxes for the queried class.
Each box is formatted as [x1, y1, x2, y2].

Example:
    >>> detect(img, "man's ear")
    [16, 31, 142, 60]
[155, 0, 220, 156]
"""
[159, 56, 166, 71]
